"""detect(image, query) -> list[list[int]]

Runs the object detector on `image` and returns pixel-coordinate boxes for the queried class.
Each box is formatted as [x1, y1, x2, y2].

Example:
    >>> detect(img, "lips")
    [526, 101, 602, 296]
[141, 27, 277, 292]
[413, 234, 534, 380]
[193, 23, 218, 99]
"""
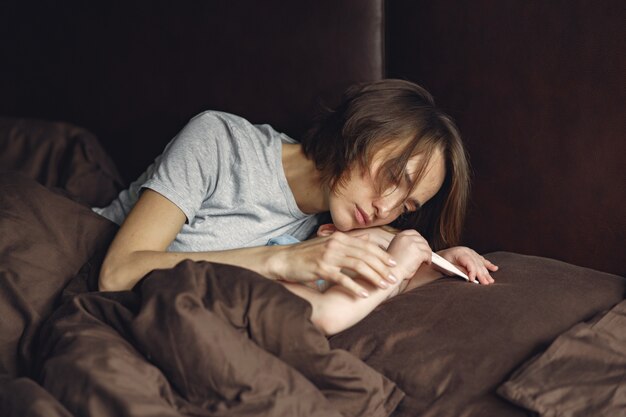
[354, 205, 370, 226]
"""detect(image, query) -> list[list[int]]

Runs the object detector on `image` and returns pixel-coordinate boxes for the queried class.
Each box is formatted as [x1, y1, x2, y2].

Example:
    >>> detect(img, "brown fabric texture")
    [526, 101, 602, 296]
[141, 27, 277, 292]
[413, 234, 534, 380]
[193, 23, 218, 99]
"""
[0, 117, 124, 207]
[329, 252, 626, 417]
[28, 261, 403, 417]
[0, 173, 118, 379]
[0, 378, 72, 417]
[498, 299, 626, 417]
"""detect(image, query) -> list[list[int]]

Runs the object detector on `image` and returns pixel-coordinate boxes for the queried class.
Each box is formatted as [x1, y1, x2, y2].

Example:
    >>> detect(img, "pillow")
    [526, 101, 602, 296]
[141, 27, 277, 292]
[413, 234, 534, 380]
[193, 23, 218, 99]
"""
[0, 117, 124, 207]
[329, 252, 625, 417]
[0, 173, 118, 379]
[498, 299, 626, 416]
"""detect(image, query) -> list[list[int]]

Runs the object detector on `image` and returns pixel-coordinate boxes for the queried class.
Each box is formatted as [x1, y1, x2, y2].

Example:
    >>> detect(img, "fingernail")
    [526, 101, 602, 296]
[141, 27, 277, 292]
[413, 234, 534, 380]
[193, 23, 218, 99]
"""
[380, 280, 389, 289]
[388, 274, 398, 283]
[360, 290, 369, 298]
[389, 258, 397, 266]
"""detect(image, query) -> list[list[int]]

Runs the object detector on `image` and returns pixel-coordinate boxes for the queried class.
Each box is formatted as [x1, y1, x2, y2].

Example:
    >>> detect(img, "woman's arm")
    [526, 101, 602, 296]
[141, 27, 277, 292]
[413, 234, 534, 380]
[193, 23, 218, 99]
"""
[99, 190, 398, 294]
[99, 189, 285, 290]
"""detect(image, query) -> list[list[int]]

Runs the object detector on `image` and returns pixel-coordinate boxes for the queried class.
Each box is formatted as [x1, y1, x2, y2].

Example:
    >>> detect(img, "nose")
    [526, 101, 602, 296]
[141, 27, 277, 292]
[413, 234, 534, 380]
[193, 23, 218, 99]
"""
[372, 192, 401, 220]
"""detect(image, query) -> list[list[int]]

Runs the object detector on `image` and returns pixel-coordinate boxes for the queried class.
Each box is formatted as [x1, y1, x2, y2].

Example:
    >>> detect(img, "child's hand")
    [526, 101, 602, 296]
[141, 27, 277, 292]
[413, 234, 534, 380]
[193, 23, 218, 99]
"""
[436, 246, 498, 285]
[386, 230, 432, 279]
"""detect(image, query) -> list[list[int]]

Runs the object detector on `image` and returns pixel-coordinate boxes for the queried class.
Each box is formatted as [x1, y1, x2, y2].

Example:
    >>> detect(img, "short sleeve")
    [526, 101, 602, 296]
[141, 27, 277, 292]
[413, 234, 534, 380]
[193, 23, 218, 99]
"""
[142, 112, 229, 223]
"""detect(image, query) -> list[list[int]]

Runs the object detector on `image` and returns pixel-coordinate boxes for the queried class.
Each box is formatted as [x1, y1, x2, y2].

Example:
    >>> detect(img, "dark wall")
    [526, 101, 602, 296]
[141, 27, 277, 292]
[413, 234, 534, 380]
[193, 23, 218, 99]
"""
[387, 0, 625, 275]
[0, 0, 384, 181]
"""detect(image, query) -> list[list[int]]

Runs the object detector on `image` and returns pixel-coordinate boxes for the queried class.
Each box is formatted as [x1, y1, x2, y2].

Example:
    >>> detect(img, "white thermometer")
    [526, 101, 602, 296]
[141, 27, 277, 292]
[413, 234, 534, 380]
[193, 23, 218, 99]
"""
[431, 252, 479, 284]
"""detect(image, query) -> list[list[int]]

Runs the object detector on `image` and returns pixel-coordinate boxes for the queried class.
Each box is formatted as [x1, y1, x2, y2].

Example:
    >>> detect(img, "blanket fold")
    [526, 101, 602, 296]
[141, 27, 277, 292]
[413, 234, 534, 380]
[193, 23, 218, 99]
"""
[31, 261, 403, 417]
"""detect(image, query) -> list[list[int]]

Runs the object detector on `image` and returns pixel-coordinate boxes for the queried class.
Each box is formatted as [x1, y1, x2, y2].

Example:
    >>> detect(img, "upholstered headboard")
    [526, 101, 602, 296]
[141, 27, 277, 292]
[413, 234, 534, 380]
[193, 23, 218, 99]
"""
[0, 0, 384, 181]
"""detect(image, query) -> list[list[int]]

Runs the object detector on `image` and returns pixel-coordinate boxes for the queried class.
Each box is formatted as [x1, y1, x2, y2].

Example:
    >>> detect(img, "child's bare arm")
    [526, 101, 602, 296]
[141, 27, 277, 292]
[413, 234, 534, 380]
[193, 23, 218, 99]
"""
[281, 260, 445, 336]
[281, 275, 399, 336]
[281, 230, 434, 336]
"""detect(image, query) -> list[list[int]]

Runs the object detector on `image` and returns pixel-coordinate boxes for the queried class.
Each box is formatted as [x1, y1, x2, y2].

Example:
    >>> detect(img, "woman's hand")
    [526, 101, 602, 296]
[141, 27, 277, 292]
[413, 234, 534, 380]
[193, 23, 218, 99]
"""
[386, 229, 432, 279]
[436, 246, 498, 285]
[276, 231, 399, 298]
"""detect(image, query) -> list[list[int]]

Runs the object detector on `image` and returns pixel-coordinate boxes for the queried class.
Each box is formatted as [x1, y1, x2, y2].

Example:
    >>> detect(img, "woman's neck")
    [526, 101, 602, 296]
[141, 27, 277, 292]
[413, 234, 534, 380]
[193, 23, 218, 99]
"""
[281, 143, 328, 214]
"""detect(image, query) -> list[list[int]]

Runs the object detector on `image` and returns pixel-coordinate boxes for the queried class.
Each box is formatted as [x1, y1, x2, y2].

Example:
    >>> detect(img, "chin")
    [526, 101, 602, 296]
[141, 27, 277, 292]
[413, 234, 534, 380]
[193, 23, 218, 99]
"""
[328, 210, 353, 232]
[331, 218, 352, 232]
[334, 223, 353, 232]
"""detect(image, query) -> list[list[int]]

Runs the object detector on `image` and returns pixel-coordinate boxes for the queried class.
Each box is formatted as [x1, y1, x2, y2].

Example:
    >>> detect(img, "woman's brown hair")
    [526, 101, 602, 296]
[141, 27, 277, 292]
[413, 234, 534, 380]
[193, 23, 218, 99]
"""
[300, 79, 470, 250]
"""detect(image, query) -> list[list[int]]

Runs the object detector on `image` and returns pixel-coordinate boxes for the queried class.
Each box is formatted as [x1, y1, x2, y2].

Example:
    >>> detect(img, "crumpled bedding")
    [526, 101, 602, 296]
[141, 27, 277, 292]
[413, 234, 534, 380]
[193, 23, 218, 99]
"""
[0, 173, 403, 416]
[0, 117, 124, 207]
[3, 260, 403, 417]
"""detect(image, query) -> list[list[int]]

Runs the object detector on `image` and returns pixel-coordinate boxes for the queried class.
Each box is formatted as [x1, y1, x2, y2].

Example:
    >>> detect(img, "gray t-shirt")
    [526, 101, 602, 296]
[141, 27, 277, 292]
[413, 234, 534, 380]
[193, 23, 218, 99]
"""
[93, 111, 322, 252]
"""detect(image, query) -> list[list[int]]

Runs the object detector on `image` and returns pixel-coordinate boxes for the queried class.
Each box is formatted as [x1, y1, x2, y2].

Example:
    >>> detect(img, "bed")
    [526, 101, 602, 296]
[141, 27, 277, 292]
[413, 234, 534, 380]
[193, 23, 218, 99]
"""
[1, 1, 624, 416]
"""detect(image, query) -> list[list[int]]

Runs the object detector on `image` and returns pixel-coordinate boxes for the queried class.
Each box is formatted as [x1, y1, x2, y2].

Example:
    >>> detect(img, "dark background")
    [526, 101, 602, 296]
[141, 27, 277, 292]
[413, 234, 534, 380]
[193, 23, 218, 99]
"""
[1, 0, 624, 275]
[0, 0, 384, 181]
[385, 0, 625, 276]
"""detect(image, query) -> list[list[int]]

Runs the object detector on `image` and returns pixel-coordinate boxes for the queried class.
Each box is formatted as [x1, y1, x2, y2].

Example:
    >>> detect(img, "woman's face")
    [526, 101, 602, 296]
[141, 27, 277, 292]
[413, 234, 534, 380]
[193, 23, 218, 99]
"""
[328, 147, 446, 231]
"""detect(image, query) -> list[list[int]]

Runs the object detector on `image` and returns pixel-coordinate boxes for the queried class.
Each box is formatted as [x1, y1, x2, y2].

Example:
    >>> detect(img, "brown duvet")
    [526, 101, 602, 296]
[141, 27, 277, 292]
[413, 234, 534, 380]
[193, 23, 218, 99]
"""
[27, 261, 402, 417]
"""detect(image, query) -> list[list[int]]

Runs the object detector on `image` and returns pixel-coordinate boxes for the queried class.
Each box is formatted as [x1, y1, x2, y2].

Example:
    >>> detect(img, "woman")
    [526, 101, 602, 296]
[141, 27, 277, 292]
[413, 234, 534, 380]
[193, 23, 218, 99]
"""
[95, 79, 497, 298]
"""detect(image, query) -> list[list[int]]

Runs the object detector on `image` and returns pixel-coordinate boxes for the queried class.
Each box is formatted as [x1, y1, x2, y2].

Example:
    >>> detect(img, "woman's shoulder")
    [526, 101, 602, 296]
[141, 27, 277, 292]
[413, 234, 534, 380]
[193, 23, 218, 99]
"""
[190, 110, 247, 125]
[185, 110, 250, 135]
[189, 110, 297, 145]
[169, 111, 254, 153]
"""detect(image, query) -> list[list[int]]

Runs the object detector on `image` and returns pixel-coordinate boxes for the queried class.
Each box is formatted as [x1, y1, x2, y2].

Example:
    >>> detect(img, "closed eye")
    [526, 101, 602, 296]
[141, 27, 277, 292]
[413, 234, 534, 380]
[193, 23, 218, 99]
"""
[402, 170, 422, 214]
[402, 199, 421, 214]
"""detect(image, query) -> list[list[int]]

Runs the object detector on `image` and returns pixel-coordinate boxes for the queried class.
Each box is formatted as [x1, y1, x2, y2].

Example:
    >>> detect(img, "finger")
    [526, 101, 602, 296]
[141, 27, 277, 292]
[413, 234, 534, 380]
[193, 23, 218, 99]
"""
[478, 258, 497, 281]
[335, 237, 399, 282]
[340, 257, 392, 289]
[370, 232, 394, 250]
[483, 264, 496, 282]
[474, 261, 495, 284]
[485, 261, 499, 271]
[460, 256, 480, 283]
[476, 269, 494, 285]
[456, 253, 486, 284]
[323, 237, 395, 286]
[337, 233, 398, 267]
[341, 256, 397, 289]
[469, 256, 488, 284]
[479, 254, 497, 266]
[329, 271, 370, 298]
